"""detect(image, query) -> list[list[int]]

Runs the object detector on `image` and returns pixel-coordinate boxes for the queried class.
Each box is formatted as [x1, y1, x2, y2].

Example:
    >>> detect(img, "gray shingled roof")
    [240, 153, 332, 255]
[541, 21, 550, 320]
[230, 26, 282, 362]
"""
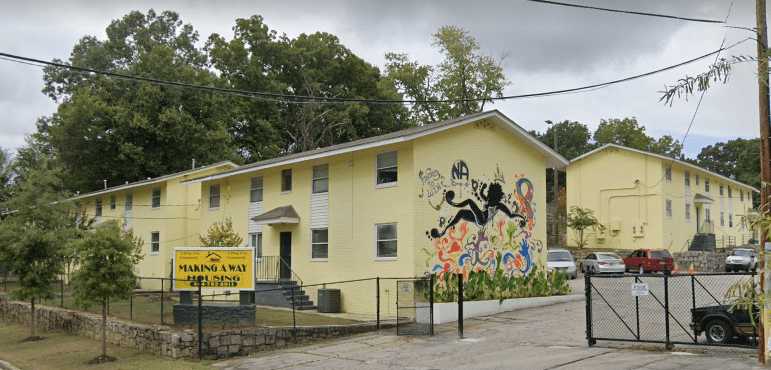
[251, 205, 300, 224]
[186, 110, 568, 183]
[70, 161, 237, 200]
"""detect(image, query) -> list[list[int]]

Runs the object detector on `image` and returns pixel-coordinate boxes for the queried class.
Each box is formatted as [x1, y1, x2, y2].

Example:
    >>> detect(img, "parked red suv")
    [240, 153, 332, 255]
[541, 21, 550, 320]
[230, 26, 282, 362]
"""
[624, 249, 674, 273]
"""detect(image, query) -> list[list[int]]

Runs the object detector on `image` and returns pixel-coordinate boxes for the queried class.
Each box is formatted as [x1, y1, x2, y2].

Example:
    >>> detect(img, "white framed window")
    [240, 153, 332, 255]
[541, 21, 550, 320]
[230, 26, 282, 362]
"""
[685, 203, 691, 220]
[720, 212, 725, 227]
[705, 208, 711, 222]
[95, 199, 103, 217]
[727, 187, 732, 198]
[151, 188, 161, 208]
[719, 185, 724, 196]
[665, 199, 672, 218]
[250, 176, 263, 202]
[209, 184, 221, 209]
[110, 195, 116, 210]
[664, 166, 672, 182]
[124, 193, 133, 211]
[312, 165, 329, 194]
[740, 191, 744, 202]
[281, 169, 292, 192]
[249, 232, 263, 258]
[375, 223, 397, 258]
[311, 228, 329, 259]
[729, 214, 734, 228]
[695, 174, 700, 185]
[705, 179, 710, 192]
[150, 232, 160, 254]
[684, 171, 690, 186]
[376, 151, 398, 186]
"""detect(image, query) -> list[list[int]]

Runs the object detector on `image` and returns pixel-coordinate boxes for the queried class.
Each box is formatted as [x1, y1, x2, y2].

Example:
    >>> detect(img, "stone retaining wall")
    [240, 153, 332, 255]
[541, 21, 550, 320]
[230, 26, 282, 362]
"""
[564, 247, 735, 273]
[0, 294, 390, 359]
[673, 251, 730, 273]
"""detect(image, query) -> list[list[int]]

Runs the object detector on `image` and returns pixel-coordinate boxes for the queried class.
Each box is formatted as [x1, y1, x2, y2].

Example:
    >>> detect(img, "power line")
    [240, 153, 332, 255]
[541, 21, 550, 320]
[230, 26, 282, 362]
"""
[0, 41, 750, 105]
[527, 0, 726, 24]
[681, 2, 735, 147]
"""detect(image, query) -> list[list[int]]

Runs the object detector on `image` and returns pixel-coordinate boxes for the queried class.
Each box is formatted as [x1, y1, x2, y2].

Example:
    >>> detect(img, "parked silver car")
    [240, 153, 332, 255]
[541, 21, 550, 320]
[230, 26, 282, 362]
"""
[547, 248, 577, 279]
[725, 248, 757, 272]
[581, 252, 626, 274]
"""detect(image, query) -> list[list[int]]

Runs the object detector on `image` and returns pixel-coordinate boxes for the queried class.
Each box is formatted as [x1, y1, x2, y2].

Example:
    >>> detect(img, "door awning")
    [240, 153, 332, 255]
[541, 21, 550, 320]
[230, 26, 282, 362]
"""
[251, 205, 300, 225]
[693, 193, 714, 204]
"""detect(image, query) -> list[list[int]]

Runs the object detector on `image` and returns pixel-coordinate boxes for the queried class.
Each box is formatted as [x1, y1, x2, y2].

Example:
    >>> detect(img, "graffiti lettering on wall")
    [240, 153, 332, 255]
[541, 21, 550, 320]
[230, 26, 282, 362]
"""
[419, 160, 543, 282]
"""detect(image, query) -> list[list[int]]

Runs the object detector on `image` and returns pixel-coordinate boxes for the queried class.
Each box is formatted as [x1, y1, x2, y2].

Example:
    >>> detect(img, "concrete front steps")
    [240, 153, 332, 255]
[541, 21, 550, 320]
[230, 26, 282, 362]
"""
[689, 233, 716, 251]
[254, 280, 317, 311]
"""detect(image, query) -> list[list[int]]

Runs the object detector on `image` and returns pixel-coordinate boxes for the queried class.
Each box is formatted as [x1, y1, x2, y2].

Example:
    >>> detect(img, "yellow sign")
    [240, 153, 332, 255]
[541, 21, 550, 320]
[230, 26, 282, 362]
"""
[173, 248, 254, 291]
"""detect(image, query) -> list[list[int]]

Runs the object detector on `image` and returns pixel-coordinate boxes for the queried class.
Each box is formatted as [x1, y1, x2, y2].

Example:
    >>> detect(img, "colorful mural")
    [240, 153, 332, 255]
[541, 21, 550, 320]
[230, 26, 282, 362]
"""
[419, 160, 543, 283]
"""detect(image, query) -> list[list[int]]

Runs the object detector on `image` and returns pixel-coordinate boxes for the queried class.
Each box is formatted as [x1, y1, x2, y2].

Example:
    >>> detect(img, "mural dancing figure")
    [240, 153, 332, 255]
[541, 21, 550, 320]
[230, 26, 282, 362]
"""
[429, 182, 526, 238]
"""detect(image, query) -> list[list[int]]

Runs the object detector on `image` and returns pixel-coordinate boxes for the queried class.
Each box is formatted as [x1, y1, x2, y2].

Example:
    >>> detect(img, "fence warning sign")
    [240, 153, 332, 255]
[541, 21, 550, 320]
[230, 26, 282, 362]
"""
[173, 247, 254, 291]
[631, 282, 649, 297]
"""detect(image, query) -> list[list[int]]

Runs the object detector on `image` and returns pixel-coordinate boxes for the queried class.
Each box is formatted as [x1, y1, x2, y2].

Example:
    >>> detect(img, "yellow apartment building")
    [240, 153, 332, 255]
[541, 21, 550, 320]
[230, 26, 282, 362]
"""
[72, 161, 237, 288]
[187, 110, 567, 314]
[566, 144, 758, 252]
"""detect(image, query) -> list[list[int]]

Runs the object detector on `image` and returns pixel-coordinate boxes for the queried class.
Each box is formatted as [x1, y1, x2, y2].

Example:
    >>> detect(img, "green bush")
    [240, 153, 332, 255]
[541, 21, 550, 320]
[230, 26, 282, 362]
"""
[430, 265, 570, 303]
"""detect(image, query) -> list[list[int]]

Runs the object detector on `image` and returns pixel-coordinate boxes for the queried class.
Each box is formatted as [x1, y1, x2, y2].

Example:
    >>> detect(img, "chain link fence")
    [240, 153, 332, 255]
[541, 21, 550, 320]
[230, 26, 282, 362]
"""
[586, 271, 758, 349]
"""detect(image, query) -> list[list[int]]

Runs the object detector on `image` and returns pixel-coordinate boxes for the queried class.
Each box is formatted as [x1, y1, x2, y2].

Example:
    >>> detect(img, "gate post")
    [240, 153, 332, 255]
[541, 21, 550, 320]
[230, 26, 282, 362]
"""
[664, 270, 673, 350]
[457, 273, 464, 339]
[634, 276, 640, 340]
[429, 274, 434, 336]
[585, 270, 595, 346]
[691, 275, 698, 343]
[197, 276, 203, 360]
[376, 277, 380, 331]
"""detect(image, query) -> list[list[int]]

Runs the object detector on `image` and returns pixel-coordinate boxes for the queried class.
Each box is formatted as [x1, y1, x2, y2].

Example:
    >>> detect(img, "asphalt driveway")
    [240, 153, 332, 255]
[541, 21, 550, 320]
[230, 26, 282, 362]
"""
[213, 291, 762, 370]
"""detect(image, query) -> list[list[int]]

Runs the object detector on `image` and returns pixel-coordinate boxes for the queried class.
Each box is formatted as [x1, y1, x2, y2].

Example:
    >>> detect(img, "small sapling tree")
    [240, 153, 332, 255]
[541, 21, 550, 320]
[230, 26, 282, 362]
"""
[71, 221, 143, 364]
[199, 218, 243, 247]
[567, 206, 602, 249]
[0, 160, 71, 341]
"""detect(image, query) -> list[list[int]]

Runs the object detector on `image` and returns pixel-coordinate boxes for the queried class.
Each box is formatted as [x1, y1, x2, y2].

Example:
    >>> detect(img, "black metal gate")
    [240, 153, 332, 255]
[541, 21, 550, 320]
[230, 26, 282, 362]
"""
[396, 276, 434, 336]
[586, 271, 757, 349]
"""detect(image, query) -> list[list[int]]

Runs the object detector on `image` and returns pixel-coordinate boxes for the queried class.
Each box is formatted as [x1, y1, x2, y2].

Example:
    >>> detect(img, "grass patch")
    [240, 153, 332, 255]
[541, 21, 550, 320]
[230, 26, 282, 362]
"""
[0, 323, 211, 370]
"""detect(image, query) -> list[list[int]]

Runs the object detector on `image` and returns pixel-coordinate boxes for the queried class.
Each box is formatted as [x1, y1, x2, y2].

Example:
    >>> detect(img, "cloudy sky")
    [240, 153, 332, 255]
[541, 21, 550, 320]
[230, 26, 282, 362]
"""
[0, 0, 764, 157]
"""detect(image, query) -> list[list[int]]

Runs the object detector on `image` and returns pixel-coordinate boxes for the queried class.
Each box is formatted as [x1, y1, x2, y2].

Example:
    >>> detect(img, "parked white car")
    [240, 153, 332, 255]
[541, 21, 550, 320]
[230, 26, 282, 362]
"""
[581, 252, 626, 274]
[725, 248, 757, 272]
[547, 248, 577, 279]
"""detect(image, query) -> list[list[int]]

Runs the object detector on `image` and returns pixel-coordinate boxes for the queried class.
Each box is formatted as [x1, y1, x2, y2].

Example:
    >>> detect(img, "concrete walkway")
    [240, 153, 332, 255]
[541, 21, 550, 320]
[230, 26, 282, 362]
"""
[214, 297, 762, 370]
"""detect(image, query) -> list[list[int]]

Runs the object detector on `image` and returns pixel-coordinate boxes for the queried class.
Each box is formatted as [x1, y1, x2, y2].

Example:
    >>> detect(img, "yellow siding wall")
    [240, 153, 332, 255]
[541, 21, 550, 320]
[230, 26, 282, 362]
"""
[198, 119, 552, 315]
[567, 147, 756, 252]
[199, 143, 417, 315]
[76, 164, 234, 289]
[566, 148, 664, 250]
[662, 163, 755, 252]
[412, 120, 549, 281]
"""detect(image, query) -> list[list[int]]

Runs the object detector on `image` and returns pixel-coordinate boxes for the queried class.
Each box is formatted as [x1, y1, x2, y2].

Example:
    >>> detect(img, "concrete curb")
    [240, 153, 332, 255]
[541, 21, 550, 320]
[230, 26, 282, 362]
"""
[0, 359, 22, 370]
[428, 294, 585, 324]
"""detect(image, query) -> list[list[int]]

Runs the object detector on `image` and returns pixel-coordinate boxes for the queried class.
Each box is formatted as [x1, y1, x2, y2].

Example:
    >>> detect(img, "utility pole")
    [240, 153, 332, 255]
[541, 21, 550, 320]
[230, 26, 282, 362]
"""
[755, 0, 769, 364]
[546, 120, 560, 246]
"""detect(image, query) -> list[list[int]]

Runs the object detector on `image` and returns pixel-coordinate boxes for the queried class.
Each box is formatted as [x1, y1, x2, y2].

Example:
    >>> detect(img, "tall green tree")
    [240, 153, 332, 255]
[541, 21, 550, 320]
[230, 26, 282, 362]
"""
[385, 25, 508, 124]
[207, 15, 408, 158]
[0, 147, 13, 207]
[0, 159, 73, 340]
[71, 221, 143, 363]
[593, 117, 683, 158]
[696, 138, 760, 204]
[40, 10, 238, 192]
[533, 120, 594, 160]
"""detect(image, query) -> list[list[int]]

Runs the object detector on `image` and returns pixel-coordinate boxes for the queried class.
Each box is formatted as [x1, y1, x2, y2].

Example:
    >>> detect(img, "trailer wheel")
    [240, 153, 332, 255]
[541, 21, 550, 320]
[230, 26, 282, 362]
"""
[704, 319, 732, 344]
